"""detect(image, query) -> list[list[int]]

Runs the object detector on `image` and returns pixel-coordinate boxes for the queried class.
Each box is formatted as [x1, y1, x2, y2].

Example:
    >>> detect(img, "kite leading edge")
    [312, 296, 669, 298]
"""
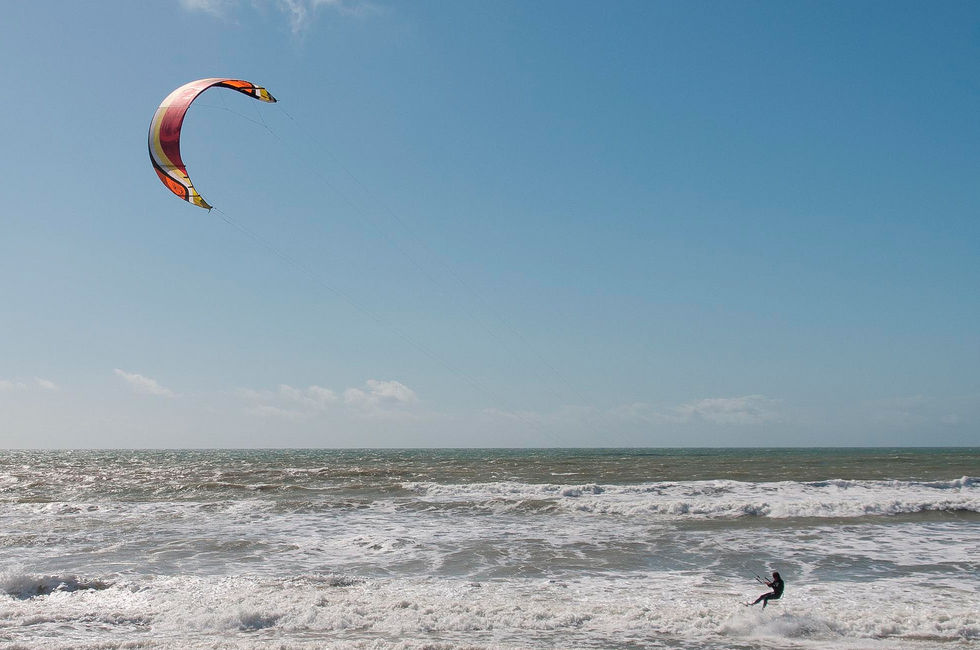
[148, 78, 276, 210]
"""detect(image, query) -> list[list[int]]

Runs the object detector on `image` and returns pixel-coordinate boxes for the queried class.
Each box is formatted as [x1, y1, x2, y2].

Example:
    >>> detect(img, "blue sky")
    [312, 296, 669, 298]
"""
[1, 1, 978, 447]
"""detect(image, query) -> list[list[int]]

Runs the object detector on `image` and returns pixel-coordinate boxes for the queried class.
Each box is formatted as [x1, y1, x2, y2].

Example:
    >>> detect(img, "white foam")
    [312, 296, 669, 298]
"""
[0, 572, 976, 648]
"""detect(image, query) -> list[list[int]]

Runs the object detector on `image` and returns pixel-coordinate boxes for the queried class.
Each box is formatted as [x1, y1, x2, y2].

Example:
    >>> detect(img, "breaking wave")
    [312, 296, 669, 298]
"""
[402, 476, 980, 519]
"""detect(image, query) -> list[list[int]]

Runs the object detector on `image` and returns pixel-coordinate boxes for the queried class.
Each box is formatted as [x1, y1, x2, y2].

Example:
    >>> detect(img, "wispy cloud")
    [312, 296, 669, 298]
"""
[239, 379, 415, 420]
[178, 0, 380, 34]
[249, 403, 310, 421]
[480, 396, 781, 433]
[0, 377, 59, 392]
[177, 0, 230, 16]
[673, 395, 780, 425]
[480, 404, 594, 426]
[238, 383, 338, 419]
[611, 395, 780, 426]
[114, 369, 176, 397]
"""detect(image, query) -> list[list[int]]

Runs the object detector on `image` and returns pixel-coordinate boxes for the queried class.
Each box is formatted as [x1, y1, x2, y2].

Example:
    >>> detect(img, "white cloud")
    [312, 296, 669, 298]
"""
[344, 379, 417, 411]
[280, 383, 338, 409]
[307, 385, 338, 403]
[35, 378, 58, 391]
[114, 369, 176, 397]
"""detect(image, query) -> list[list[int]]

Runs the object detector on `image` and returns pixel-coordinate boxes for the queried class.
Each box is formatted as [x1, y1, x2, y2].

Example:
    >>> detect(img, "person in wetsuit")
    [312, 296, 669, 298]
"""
[748, 571, 783, 609]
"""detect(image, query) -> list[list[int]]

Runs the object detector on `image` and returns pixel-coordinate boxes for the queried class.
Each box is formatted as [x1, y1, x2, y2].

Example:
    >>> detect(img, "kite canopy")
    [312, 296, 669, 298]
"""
[148, 78, 276, 210]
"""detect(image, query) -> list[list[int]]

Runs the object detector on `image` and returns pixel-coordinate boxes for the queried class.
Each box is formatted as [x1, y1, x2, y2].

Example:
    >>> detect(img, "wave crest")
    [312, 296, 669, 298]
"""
[0, 572, 113, 600]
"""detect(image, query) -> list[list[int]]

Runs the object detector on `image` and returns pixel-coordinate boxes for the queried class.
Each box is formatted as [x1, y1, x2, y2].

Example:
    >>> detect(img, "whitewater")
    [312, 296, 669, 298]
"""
[0, 448, 977, 648]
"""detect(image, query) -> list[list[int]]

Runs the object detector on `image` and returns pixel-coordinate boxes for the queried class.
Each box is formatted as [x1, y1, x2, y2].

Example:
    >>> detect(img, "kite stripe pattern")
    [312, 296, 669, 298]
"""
[148, 78, 276, 210]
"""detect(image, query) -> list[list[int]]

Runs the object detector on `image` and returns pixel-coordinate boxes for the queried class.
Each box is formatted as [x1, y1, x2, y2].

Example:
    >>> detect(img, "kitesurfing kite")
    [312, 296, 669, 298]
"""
[148, 78, 276, 210]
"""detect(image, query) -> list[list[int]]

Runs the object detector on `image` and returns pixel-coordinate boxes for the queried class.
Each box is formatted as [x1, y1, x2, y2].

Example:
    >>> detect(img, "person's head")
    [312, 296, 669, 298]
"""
[772, 571, 781, 579]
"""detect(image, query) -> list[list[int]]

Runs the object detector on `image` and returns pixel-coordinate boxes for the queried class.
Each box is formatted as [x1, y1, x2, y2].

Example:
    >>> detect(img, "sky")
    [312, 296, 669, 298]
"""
[1, 0, 978, 448]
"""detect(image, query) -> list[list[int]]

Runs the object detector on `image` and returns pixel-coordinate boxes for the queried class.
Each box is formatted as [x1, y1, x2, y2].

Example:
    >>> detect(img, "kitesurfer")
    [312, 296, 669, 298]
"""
[747, 571, 783, 608]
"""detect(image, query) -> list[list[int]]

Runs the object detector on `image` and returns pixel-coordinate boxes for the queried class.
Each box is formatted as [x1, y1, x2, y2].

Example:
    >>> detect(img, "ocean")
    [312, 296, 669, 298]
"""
[0, 448, 976, 649]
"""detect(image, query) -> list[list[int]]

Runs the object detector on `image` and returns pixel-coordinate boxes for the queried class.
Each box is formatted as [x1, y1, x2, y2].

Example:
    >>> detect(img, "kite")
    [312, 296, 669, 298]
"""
[148, 78, 276, 210]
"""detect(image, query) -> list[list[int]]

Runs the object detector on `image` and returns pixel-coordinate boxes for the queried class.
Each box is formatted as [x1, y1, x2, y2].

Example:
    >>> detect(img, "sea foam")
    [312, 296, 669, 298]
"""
[0, 572, 977, 649]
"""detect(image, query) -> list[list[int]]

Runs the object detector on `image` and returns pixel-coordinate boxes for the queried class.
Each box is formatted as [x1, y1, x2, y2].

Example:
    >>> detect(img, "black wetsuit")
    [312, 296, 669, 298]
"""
[751, 576, 784, 608]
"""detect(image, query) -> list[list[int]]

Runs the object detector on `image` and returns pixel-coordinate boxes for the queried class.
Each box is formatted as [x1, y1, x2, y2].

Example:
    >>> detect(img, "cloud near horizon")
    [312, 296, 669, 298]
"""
[114, 369, 176, 397]
[865, 393, 976, 429]
[674, 395, 780, 425]
[240, 379, 417, 419]
[480, 396, 782, 437]
[611, 394, 781, 426]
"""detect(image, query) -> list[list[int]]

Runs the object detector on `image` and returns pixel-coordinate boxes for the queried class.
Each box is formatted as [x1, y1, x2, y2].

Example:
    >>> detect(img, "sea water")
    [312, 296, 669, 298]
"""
[0, 448, 977, 648]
